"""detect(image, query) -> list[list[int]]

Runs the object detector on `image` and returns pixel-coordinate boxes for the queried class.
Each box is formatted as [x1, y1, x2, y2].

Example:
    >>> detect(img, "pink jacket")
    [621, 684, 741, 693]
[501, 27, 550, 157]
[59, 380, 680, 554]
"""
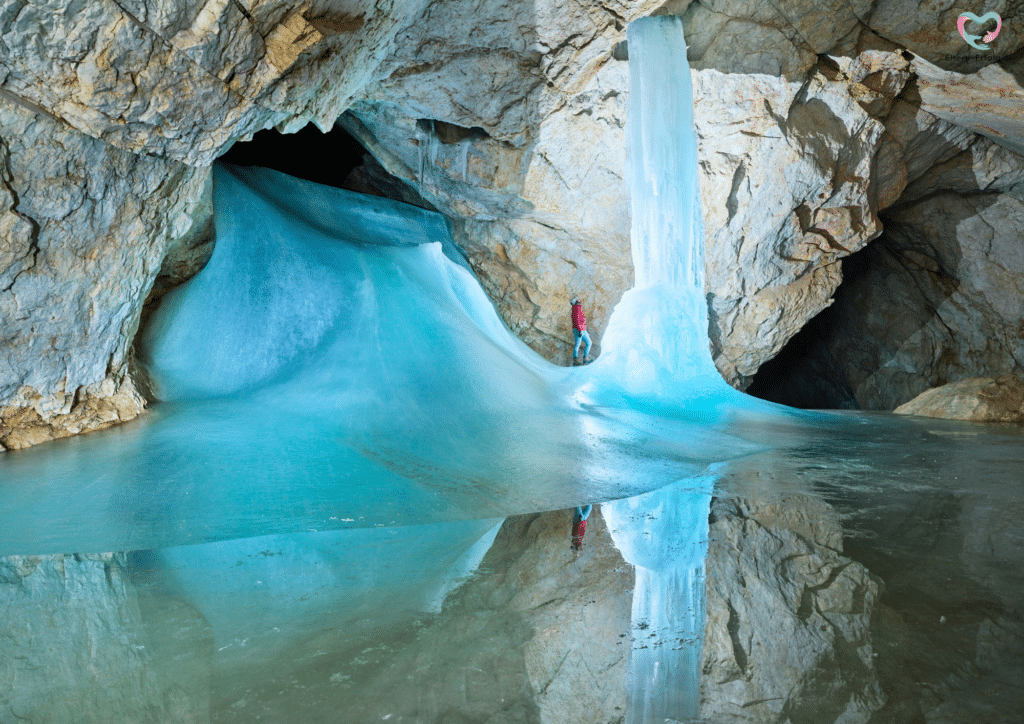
[571, 303, 586, 331]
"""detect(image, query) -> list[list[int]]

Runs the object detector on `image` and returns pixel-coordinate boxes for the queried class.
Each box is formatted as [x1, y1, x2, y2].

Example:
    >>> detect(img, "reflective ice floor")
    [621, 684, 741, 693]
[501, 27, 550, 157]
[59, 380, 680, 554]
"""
[3, 413, 1022, 724]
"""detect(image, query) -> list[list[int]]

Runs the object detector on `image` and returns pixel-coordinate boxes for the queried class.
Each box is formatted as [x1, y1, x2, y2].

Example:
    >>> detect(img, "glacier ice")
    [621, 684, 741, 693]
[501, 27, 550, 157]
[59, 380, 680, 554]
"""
[0, 160, 791, 556]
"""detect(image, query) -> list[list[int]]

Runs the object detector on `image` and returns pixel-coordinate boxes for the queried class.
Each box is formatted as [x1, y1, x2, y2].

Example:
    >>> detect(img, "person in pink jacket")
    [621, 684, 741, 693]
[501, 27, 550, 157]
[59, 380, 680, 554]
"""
[571, 296, 592, 365]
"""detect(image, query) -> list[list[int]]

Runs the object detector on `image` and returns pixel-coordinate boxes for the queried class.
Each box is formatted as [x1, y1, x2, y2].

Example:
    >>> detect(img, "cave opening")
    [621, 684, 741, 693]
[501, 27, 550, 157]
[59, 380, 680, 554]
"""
[745, 248, 873, 410]
[218, 122, 367, 189]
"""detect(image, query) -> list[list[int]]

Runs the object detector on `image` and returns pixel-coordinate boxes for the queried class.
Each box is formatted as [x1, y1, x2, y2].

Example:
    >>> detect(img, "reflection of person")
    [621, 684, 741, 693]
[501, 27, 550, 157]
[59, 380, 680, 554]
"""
[571, 297, 592, 366]
[571, 505, 592, 556]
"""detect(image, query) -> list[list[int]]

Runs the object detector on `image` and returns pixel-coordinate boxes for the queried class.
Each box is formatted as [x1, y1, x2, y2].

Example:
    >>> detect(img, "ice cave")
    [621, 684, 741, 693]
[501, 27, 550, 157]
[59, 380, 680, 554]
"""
[2, 3, 1023, 724]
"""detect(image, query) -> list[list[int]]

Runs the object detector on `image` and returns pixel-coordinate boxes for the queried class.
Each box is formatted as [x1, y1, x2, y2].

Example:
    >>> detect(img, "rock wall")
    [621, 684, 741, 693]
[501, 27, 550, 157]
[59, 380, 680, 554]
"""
[821, 130, 1024, 409]
[2, 0, 1023, 438]
[0, 98, 209, 449]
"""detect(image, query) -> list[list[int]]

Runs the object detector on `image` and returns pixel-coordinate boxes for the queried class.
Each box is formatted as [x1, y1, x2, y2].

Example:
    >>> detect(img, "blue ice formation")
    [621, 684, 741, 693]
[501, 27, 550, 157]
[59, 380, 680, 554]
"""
[0, 157, 783, 556]
[601, 17, 717, 723]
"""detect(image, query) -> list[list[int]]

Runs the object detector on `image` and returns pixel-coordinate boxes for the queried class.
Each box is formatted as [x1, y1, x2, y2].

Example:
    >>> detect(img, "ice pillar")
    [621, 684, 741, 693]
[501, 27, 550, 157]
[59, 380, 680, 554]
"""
[603, 15, 715, 722]
[596, 15, 718, 396]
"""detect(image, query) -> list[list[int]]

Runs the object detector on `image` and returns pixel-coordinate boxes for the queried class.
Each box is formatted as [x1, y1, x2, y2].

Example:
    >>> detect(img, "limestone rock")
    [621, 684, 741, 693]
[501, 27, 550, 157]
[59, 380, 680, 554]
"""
[911, 55, 1024, 158]
[701, 495, 885, 723]
[146, 168, 216, 302]
[894, 374, 1024, 422]
[0, 98, 209, 440]
[0, 0, 429, 165]
[696, 63, 888, 387]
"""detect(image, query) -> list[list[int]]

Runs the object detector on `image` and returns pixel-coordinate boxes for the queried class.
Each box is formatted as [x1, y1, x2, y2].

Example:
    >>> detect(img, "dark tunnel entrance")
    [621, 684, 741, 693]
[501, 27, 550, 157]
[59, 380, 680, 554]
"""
[744, 249, 874, 411]
[218, 122, 367, 189]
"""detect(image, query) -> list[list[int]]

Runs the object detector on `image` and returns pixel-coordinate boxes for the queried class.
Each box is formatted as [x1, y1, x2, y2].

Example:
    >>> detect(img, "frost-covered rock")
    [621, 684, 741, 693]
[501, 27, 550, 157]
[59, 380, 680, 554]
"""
[700, 495, 886, 723]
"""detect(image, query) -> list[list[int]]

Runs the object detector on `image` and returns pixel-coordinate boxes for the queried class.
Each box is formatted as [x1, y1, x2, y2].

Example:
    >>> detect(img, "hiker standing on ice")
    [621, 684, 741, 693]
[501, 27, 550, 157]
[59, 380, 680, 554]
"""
[571, 505, 592, 556]
[571, 297, 592, 365]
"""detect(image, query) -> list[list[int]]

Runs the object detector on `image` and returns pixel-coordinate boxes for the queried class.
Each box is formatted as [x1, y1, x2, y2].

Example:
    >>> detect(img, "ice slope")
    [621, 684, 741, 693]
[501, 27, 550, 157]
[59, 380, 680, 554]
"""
[0, 159, 784, 556]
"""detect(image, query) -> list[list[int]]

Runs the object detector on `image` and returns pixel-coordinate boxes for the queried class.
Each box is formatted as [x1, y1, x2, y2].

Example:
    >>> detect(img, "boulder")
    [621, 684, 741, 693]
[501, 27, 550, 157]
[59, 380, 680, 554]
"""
[894, 374, 1024, 422]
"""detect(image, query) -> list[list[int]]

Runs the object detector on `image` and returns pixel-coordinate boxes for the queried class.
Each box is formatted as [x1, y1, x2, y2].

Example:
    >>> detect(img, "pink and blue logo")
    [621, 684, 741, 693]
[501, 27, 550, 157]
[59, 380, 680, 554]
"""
[957, 11, 1002, 50]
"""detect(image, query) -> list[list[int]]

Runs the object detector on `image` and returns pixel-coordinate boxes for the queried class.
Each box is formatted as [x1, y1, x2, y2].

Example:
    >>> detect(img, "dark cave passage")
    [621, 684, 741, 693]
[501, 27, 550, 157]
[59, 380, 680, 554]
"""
[745, 250, 874, 411]
[218, 122, 367, 189]
[217, 118, 436, 212]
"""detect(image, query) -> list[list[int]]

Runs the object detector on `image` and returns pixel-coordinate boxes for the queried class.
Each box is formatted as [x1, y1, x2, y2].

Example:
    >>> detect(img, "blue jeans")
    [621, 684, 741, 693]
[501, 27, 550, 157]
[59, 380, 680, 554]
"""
[573, 329, 592, 358]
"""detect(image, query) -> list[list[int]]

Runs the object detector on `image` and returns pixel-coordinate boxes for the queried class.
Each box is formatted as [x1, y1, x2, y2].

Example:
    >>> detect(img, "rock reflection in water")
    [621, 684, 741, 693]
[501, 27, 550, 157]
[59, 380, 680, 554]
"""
[703, 413, 1024, 724]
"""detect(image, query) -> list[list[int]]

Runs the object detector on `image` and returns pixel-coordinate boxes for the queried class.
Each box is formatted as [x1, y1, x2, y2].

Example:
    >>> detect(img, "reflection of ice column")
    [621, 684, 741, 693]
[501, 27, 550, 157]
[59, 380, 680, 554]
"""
[604, 479, 714, 723]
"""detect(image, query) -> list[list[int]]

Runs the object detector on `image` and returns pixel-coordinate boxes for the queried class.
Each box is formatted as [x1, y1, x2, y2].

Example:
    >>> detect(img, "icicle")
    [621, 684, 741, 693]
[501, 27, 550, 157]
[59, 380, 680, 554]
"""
[415, 123, 426, 187]
[458, 139, 469, 183]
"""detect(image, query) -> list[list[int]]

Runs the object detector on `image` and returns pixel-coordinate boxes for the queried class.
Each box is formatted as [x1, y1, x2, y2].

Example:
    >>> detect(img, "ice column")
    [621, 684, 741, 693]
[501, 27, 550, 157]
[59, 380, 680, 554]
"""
[597, 14, 718, 394]
[604, 15, 715, 722]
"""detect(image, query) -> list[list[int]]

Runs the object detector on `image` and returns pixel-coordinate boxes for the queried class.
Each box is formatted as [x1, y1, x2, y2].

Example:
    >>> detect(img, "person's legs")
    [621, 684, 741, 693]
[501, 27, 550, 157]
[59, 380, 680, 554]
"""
[573, 329, 583, 358]
[582, 330, 592, 358]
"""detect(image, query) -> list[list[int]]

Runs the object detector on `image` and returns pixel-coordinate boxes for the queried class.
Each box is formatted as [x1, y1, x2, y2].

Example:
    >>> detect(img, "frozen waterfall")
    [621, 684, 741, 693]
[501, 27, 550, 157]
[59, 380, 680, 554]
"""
[602, 16, 718, 723]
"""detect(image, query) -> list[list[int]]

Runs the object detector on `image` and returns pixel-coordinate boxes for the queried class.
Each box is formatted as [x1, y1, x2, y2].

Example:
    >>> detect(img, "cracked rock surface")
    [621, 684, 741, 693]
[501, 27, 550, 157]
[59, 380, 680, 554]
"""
[0, 99, 209, 448]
